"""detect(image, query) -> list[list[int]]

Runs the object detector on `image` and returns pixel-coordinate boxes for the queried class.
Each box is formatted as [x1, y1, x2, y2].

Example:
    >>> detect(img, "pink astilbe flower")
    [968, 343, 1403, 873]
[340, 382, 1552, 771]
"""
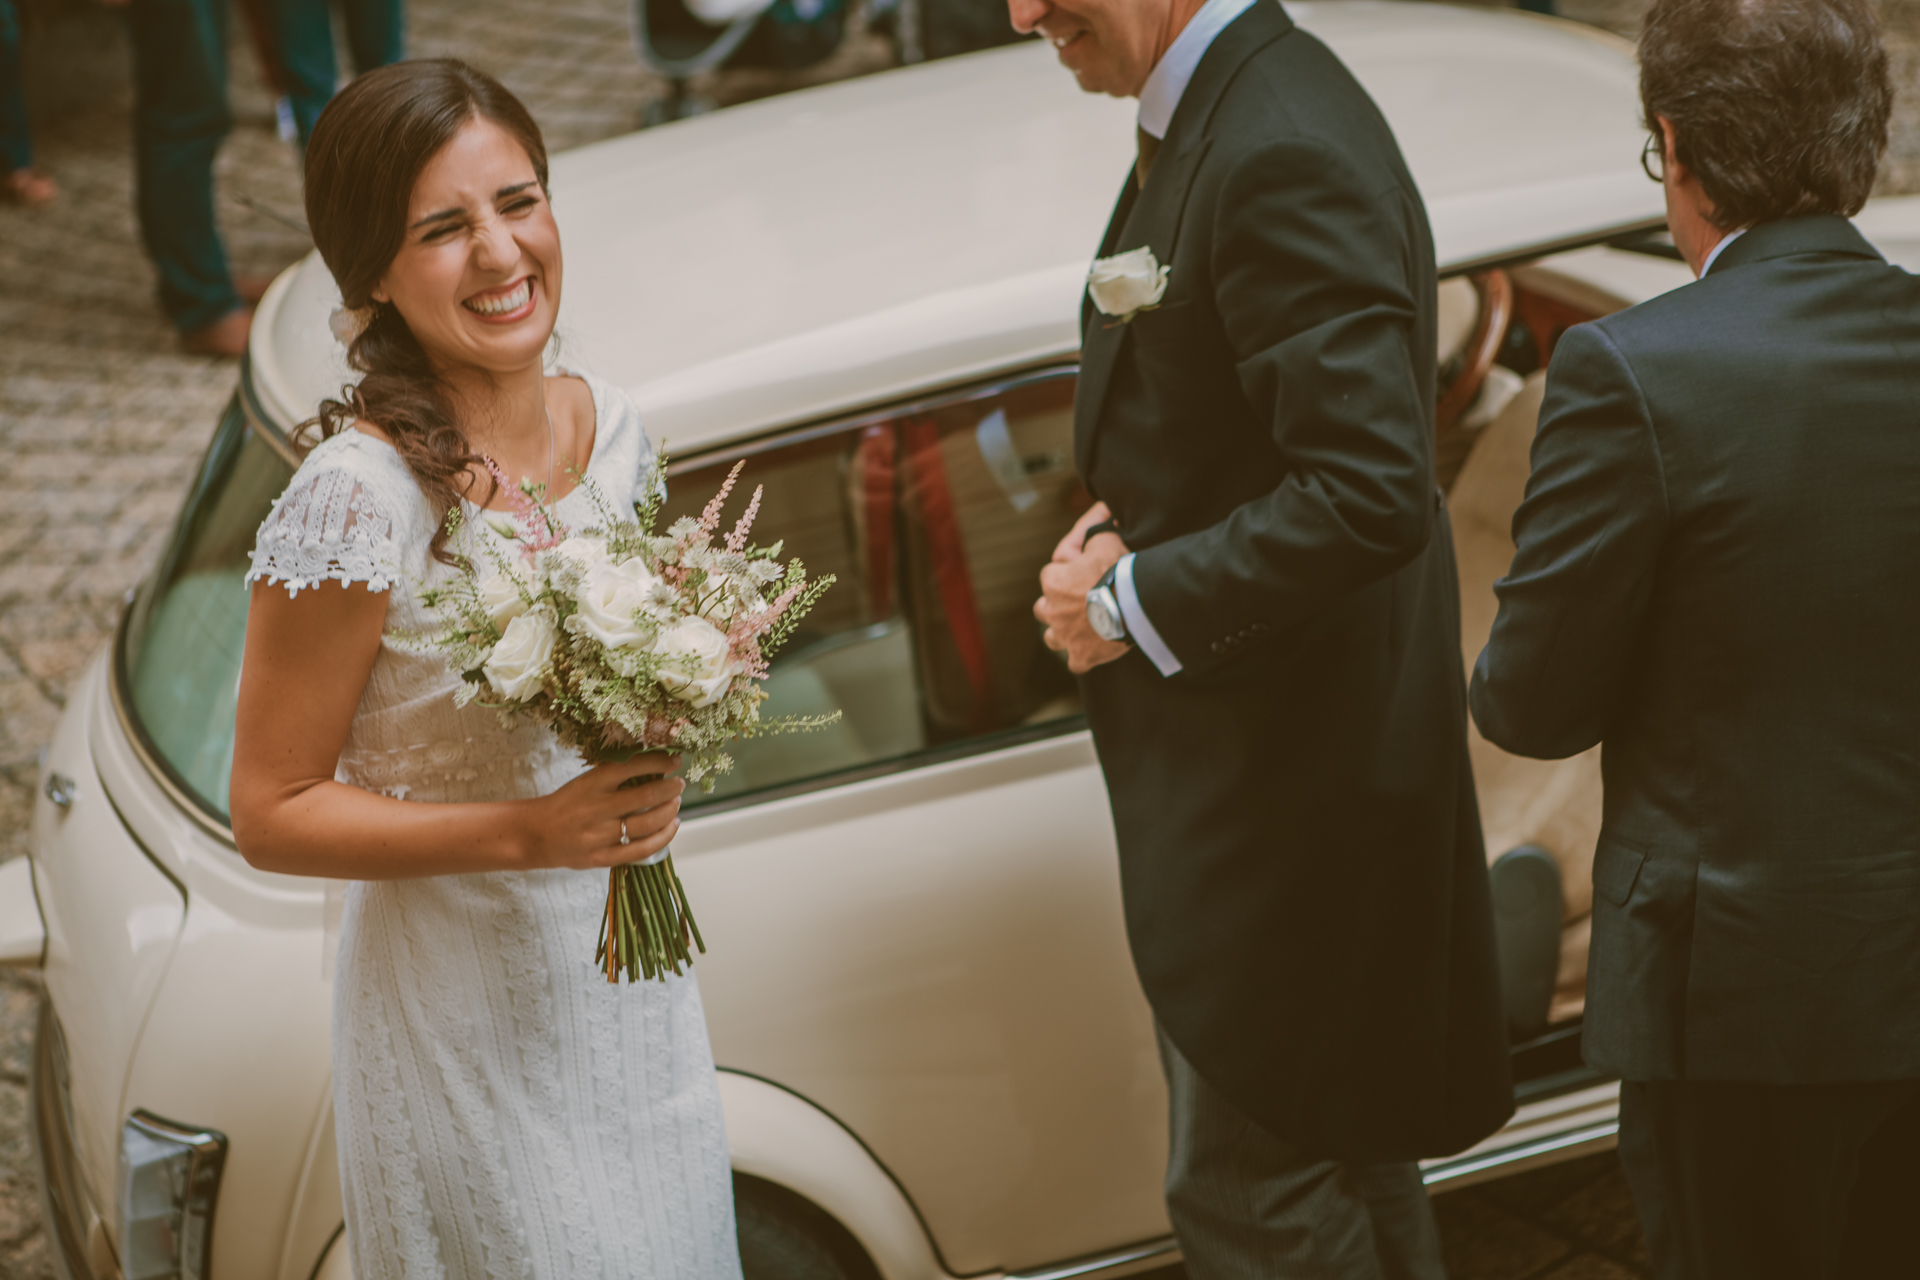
[726, 625, 763, 675]
[484, 457, 568, 555]
[698, 460, 746, 535]
[726, 484, 764, 554]
[730, 582, 802, 642]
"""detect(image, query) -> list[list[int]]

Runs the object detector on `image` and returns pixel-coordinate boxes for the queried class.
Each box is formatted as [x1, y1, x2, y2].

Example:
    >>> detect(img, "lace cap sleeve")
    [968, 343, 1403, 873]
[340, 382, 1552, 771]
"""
[247, 436, 413, 598]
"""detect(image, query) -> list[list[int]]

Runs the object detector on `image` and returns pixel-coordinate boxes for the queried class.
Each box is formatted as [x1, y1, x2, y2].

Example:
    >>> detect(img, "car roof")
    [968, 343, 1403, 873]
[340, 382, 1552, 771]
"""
[250, 0, 1660, 455]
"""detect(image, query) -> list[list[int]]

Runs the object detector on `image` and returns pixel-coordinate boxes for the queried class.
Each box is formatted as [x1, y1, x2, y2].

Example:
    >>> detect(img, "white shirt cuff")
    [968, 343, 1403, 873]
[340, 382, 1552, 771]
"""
[1115, 553, 1182, 677]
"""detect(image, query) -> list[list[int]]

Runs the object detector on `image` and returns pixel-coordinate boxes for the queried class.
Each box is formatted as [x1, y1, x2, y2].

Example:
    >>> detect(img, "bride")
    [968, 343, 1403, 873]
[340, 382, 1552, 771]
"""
[229, 59, 744, 1280]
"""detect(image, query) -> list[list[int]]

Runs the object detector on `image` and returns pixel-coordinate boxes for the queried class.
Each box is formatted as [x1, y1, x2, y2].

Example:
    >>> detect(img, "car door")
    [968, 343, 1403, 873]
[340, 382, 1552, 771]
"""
[668, 368, 1171, 1275]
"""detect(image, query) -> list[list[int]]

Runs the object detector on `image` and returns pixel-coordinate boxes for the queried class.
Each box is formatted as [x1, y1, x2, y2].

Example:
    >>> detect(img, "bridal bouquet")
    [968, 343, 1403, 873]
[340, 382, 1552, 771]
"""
[419, 457, 837, 983]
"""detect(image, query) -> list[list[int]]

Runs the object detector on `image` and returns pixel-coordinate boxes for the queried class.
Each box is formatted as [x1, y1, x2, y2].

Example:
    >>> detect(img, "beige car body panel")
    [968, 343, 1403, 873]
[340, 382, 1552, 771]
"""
[52, 6, 1920, 1280]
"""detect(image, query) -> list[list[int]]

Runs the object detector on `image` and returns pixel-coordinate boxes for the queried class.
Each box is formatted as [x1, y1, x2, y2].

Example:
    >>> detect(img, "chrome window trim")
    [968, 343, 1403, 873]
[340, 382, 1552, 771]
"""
[685, 717, 1090, 817]
[663, 362, 1079, 474]
[237, 353, 303, 468]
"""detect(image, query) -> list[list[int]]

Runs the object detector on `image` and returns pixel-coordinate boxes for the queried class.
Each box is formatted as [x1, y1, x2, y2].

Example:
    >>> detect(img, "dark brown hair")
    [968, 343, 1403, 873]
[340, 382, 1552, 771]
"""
[1639, 0, 1891, 229]
[301, 58, 551, 562]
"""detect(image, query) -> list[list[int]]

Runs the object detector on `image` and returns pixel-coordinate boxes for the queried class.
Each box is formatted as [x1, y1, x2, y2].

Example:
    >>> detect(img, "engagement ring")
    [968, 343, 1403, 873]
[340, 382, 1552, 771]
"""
[619, 820, 630, 846]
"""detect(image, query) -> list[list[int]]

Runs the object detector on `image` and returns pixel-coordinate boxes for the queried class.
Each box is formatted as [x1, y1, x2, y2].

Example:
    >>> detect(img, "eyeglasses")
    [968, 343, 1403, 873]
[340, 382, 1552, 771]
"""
[1641, 133, 1665, 183]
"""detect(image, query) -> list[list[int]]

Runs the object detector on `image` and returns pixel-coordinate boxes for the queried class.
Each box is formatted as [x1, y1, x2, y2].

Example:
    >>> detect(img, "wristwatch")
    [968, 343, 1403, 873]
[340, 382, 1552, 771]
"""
[1085, 564, 1130, 643]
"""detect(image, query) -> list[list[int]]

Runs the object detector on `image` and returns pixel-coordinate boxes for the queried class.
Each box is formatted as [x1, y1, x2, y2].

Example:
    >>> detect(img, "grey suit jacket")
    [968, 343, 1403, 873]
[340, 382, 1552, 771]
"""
[1473, 216, 1920, 1083]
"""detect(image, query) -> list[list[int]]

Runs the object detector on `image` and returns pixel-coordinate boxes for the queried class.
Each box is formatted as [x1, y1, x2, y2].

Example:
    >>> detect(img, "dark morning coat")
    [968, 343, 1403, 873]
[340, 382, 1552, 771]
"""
[1472, 216, 1920, 1084]
[1075, 0, 1513, 1161]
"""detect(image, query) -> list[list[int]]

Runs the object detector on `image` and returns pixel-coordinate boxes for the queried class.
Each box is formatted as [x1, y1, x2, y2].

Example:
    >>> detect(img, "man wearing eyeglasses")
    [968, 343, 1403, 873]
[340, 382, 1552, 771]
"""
[1472, 1, 1920, 1274]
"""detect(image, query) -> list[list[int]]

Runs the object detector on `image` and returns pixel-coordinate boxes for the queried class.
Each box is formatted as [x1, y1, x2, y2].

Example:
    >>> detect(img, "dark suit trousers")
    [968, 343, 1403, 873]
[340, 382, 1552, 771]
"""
[1157, 1028, 1445, 1280]
[1618, 1078, 1920, 1280]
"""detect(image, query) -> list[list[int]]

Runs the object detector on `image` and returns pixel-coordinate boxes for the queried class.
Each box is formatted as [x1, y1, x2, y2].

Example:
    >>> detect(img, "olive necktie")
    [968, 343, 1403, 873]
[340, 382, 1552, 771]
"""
[1136, 126, 1161, 190]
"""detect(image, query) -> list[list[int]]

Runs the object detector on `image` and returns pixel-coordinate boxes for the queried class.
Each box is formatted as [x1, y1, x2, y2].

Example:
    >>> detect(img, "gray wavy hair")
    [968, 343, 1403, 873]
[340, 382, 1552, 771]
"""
[1639, 0, 1892, 229]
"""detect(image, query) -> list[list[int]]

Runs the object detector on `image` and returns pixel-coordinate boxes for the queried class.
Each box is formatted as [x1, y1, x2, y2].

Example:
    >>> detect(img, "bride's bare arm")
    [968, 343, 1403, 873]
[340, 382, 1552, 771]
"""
[230, 580, 682, 879]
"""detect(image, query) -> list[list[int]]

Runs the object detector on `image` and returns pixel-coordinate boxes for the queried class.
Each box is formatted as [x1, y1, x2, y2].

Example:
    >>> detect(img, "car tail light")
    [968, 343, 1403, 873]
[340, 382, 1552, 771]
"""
[118, 1110, 228, 1280]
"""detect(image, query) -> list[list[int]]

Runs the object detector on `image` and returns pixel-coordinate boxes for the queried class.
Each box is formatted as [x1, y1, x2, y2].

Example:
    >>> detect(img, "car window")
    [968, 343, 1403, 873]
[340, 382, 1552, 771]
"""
[121, 396, 292, 820]
[665, 370, 1087, 804]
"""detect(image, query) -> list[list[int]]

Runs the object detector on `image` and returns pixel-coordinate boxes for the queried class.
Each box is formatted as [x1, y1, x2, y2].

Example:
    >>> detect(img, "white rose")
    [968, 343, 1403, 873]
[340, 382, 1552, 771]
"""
[654, 615, 736, 708]
[477, 570, 529, 630]
[573, 557, 661, 649]
[1086, 246, 1170, 320]
[555, 536, 609, 569]
[483, 611, 555, 701]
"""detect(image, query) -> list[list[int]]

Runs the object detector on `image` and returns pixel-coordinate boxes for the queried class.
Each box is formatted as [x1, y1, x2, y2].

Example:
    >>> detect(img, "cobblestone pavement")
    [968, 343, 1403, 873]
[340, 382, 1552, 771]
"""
[2, 0, 1917, 1275]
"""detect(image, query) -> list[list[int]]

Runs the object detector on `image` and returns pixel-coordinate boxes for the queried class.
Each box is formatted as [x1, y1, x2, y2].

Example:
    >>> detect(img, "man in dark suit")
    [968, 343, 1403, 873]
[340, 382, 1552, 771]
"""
[1019, 0, 1513, 1272]
[1470, 2, 1915, 1275]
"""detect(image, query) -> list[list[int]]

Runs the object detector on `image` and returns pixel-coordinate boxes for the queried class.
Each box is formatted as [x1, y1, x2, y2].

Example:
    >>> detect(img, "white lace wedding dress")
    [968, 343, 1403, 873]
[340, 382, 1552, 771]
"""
[247, 371, 743, 1280]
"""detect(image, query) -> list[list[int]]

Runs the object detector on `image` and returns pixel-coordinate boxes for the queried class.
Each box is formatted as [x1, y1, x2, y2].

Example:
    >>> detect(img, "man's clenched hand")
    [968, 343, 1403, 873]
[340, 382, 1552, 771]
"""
[1036, 503, 1132, 674]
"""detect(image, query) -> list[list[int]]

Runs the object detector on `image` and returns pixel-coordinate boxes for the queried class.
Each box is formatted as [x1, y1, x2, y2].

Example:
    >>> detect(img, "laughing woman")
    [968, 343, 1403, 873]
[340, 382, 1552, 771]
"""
[228, 60, 743, 1280]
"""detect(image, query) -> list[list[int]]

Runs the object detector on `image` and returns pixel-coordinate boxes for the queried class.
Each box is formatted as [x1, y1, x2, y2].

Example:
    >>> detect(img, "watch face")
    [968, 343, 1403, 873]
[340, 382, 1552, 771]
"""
[1088, 589, 1124, 641]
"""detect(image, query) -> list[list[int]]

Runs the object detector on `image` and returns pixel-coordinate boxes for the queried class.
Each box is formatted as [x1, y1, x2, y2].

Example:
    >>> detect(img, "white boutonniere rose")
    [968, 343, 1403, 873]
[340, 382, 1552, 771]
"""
[484, 610, 556, 701]
[1087, 246, 1170, 322]
[573, 557, 663, 649]
[654, 615, 737, 708]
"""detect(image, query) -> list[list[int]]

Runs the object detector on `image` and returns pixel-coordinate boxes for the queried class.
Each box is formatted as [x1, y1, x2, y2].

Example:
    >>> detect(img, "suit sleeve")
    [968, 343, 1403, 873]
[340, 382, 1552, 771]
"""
[1127, 137, 1435, 675]
[1469, 322, 1668, 760]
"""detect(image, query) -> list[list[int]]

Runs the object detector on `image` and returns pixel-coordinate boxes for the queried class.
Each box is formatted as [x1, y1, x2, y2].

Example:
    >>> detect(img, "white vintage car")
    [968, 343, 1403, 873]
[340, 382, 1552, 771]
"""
[20, 4, 1915, 1279]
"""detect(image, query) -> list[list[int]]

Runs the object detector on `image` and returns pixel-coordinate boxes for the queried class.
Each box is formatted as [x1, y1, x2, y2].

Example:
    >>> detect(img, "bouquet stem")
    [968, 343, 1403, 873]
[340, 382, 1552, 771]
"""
[595, 852, 707, 984]
[588, 761, 706, 983]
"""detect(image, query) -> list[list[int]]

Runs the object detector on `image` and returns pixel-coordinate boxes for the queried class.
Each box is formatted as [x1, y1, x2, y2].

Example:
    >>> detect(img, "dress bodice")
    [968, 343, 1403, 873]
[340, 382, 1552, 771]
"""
[247, 370, 651, 806]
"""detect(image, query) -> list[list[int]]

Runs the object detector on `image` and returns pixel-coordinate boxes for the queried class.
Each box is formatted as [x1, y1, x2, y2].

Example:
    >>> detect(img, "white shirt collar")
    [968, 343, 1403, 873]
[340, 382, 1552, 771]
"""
[1137, 0, 1260, 140]
[1699, 227, 1747, 278]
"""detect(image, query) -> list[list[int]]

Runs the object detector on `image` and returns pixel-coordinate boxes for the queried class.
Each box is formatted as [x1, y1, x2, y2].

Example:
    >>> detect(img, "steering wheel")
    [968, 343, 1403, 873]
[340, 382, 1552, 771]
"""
[1434, 269, 1515, 437]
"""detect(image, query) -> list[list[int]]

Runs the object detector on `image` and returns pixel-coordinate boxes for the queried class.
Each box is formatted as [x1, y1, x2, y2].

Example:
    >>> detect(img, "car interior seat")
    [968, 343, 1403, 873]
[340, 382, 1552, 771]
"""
[1448, 371, 1603, 1027]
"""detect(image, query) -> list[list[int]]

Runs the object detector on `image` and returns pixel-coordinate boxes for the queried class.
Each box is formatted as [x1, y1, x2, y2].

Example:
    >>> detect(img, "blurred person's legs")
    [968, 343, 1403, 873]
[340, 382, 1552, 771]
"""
[0, 0, 57, 206]
[272, 0, 404, 145]
[129, 0, 249, 354]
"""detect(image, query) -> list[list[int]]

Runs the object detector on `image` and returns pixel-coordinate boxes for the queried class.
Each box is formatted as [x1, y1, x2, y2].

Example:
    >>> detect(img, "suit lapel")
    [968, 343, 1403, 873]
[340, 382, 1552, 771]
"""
[1072, 0, 1295, 484]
